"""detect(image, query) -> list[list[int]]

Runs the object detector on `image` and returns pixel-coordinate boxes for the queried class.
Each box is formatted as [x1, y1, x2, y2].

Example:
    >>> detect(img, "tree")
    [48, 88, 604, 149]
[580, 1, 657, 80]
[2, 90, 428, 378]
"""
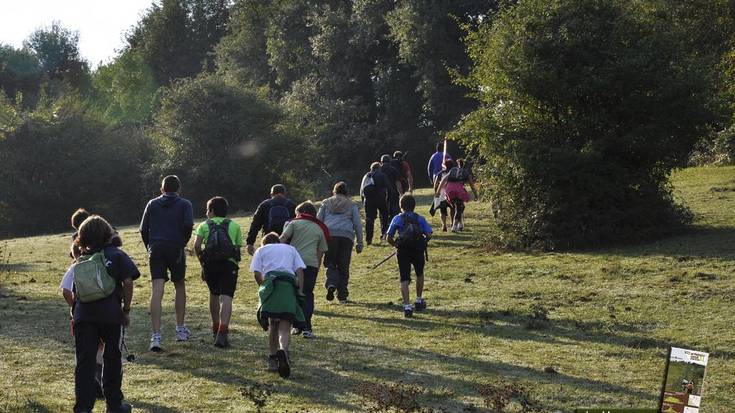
[0, 45, 42, 108]
[456, 0, 717, 249]
[23, 22, 89, 91]
[149, 74, 309, 209]
[127, 0, 230, 85]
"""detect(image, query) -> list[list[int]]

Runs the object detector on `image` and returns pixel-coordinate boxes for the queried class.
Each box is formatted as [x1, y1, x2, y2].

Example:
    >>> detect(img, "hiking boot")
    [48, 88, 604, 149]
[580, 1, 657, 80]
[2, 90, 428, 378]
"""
[276, 349, 291, 378]
[175, 326, 191, 342]
[326, 286, 336, 302]
[267, 354, 279, 372]
[404, 305, 413, 318]
[214, 331, 229, 348]
[106, 400, 132, 413]
[338, 299, 349, 305]
[149, 333, 162, 352]
[302, 329, 315, 339]
[415, 299, 427, 311]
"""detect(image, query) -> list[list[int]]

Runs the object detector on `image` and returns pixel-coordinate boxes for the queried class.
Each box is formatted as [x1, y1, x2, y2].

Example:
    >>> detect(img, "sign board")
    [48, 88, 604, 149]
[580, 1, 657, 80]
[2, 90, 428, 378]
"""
[658, 347, 709, 413]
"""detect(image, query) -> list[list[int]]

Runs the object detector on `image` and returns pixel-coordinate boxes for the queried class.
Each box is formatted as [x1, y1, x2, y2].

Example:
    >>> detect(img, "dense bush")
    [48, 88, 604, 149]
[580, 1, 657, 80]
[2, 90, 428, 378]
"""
[0, 98, 149, 237]
[148, 74, 311, 213]
[456, 0, 716, 249]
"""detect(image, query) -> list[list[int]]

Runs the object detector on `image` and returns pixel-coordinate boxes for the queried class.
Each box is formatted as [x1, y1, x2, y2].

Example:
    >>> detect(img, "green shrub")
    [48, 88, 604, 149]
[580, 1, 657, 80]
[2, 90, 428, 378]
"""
[455, 0, 714, 249]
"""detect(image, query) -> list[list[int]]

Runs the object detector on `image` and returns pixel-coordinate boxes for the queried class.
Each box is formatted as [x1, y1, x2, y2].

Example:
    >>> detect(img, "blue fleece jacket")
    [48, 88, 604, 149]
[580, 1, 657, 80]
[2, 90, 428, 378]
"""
[139, 193, 194, 248]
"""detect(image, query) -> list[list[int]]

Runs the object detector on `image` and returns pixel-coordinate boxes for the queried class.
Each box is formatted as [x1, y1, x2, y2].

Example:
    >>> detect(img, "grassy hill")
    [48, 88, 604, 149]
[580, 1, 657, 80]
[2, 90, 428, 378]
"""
[1, 166, 734, 412]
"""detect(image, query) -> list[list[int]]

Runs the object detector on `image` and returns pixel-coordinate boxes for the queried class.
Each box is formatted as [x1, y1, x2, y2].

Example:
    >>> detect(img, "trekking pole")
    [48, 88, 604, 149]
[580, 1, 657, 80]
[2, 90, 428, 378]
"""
[122, 327, 135, 362]
[371, 250, 397, 270]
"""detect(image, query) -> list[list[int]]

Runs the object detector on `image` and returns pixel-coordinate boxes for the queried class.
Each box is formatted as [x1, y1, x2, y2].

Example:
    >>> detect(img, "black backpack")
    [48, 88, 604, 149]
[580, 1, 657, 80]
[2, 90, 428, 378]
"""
[267, 200, 291, 233]
[362, 172, 379, 200]
[202, 219, 239, 262]
[447, 167, 467, 182]
[395, 213, 426, 250]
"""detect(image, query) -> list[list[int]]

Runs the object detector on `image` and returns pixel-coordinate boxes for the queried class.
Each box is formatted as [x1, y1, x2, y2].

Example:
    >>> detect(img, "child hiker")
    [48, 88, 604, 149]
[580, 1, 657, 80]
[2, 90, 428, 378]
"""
[68, 215, 139, 413]
[386, 194, 432, 318]
[251, 232, 306, 378]
[193, 196, 243, 348]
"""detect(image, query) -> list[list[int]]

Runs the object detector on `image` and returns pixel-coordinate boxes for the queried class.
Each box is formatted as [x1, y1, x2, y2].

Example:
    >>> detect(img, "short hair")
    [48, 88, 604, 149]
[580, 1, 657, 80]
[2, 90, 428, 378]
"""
[262, 232, 280, 246]
[162, 175, 180, 193]
[393, 150, 403, 159]
[270, 184, 286, 195]
[296, 201, 317, 216]
[370, 162, 381, 172]
[380, 154, 392, 164]
[399, 194, 416, 212]
[436, 142, 443, 152]
[75, 215, 114, 252]
[207, 196, 229, 217]
[333, 181, 348, 196]
[71, 208, 90, 230]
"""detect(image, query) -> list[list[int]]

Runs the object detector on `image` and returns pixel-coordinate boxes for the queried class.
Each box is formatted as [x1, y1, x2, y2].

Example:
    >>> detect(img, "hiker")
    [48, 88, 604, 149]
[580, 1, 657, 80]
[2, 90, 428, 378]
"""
[246, 184, 296, 256]
[280, 201, 329, 338]
[435, 158, 478, 232]
[318, 182, 363, 304]
[63, 208, 105, 400]
[380, 154, 401, 218]
[68, 215, 139, 413]
[139, 175, 194, 351]
[390, 151, 414, 194]
[386, 194, 432, 318]
[430, 161, 456, 231]
[70, 208, 122, 259]
[360, 162, 390, 245]
[251, 232, 306, 378]
[427, 141, 451, 184]
[193, 196, 243, 348]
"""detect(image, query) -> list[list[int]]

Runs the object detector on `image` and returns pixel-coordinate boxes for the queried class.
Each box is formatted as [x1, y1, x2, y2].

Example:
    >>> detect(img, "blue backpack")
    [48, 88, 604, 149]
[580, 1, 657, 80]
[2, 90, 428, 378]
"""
[267, 200, 290, 233]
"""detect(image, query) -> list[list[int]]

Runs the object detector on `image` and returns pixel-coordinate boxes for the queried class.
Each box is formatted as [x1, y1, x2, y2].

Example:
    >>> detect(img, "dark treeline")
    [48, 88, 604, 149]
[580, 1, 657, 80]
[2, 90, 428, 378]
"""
[2, 0, 735, 248]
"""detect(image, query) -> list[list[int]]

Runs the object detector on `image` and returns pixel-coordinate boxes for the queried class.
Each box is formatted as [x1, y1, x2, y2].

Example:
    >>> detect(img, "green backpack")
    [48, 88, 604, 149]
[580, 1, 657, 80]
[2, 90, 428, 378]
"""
[73, 251, 116, 303]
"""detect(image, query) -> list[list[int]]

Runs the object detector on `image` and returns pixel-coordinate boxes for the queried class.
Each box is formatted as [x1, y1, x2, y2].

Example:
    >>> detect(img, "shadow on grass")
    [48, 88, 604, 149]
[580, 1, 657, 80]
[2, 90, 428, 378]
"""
[128, 400, 183, 413]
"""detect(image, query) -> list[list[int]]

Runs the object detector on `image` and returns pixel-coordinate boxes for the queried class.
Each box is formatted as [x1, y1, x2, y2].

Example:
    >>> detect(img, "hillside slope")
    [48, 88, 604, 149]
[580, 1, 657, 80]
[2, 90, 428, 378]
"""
[1, 167, 734, 412]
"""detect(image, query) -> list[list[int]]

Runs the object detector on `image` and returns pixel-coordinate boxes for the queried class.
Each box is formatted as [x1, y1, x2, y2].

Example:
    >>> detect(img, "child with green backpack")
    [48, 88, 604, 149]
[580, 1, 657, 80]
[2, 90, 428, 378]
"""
[386, 194, 432, 318]
[193, 196, 243, 348]
[68, 215, 139, 413]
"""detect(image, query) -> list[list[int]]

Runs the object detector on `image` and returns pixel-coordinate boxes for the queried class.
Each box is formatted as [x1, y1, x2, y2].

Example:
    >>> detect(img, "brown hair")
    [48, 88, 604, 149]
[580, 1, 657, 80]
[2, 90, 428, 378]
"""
[75, 215, 114, 252]
[333, 181, 348, 196]
[296, 201, 317, 216]
[207, 196, 229, 217]
[71, 208, 90, 230]
[262, 232, 281, 246]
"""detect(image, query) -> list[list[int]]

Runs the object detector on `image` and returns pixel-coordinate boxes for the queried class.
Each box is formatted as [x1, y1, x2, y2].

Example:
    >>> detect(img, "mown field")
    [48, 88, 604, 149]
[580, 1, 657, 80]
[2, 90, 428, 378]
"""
[1, 166, 734, 413]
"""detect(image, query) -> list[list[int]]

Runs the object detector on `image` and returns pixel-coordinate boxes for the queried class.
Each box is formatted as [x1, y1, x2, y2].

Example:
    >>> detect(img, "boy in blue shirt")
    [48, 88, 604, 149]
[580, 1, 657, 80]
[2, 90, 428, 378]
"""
[386, 194, 432, 317]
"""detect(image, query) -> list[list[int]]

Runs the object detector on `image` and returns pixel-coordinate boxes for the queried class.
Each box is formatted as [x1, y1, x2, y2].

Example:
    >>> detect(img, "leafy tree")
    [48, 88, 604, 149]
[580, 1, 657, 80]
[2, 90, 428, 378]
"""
[456, 0, 717, 249]
[127, 0, 230, 85]
[91, 50, 158, 126]
[0, 45, 42, 108]
[149, 74, 309, 210]
[23, 22, 89, 91]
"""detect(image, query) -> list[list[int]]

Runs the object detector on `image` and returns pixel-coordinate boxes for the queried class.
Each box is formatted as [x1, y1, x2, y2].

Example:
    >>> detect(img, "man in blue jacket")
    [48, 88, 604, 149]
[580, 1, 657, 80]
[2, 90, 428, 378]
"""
[140, 175, 194, 352]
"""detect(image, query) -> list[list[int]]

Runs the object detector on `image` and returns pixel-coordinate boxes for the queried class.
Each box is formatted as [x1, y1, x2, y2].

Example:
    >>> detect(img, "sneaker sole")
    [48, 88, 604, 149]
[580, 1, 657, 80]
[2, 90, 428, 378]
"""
[149, 346, 162, 352]
[276, 350, 290, 378]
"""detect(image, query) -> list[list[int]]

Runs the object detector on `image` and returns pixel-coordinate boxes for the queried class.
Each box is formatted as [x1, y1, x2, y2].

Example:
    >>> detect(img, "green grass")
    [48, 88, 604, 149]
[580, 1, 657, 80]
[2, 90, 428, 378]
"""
[1, 166, 735, 412]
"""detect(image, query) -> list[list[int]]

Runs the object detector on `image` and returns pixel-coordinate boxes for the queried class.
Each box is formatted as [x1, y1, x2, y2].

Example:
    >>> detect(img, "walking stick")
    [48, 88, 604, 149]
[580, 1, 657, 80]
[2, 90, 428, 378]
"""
[371, 250, 397, 270]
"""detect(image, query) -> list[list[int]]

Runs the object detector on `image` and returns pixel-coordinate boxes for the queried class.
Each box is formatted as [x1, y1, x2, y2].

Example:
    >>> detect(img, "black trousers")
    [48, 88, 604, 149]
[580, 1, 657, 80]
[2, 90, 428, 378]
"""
[364, 198, 389, 244]
[302, 266, 318, 330]
[74, 322, 123, 413]
[324, 236, 353, 301]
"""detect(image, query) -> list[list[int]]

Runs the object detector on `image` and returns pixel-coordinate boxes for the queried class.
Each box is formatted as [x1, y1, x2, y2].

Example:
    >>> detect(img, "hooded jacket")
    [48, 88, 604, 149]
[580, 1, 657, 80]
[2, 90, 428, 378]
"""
[139, 193, 194, 248]
[317, 194, 363, 245]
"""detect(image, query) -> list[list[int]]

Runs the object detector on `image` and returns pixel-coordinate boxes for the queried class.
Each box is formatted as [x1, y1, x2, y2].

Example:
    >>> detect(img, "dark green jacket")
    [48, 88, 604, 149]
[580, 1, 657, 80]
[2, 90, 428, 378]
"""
[257, 271, 305, 330]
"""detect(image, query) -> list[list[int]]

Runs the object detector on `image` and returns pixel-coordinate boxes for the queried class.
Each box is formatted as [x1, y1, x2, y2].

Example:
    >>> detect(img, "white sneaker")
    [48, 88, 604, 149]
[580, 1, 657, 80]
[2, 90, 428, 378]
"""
[149, 333, 162, 352]
[175, 326, 191, 342]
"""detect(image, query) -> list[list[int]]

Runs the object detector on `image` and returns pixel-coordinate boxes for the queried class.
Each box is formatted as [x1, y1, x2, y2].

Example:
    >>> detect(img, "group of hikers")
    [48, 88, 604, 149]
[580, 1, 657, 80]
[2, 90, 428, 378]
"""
[59, 144, 478, 413]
